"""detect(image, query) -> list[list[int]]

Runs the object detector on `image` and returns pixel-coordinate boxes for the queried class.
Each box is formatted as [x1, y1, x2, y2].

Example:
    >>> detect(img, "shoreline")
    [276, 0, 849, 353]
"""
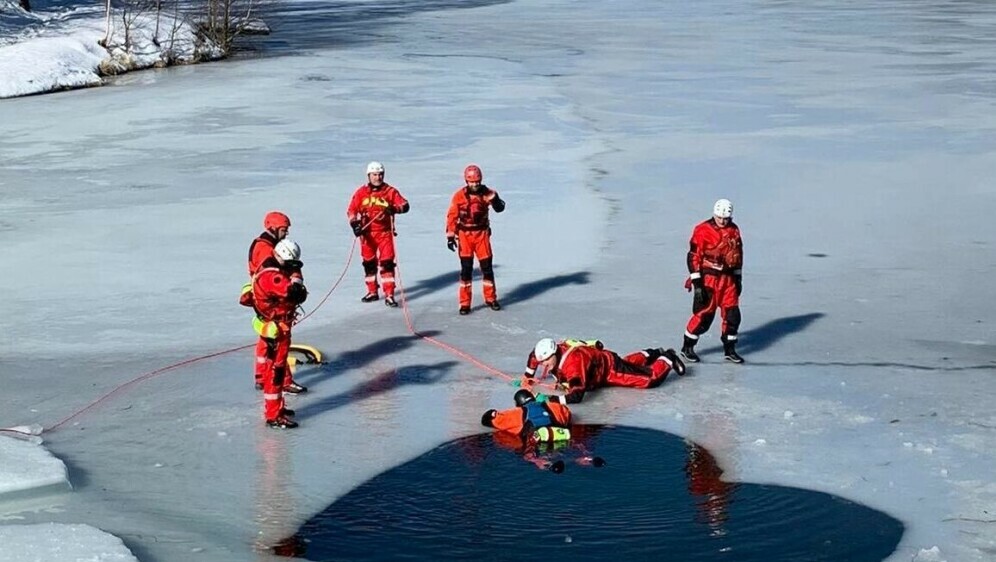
[0, 6, 233, 99]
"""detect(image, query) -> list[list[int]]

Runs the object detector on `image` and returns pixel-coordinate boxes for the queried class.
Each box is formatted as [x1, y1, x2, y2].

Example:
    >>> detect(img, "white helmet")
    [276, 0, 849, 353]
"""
[366, 161, 385, 175]
[534, 338, 558, 362]
[713, 198, 733, 219]
[274, 239, 301, 262]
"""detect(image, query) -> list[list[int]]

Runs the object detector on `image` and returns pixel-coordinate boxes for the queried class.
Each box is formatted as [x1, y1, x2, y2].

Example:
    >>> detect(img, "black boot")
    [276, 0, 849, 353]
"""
[662, 348, 686, 376]
[723, 339, 744, 364]
[283, 382, 308, 394]
[266, 416, 299, 429]
[680, 335, 700, 363]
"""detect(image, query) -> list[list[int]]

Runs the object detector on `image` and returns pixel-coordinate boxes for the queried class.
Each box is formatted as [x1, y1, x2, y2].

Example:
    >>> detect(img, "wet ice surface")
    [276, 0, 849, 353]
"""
[280, 426, 903, 562]
[1, 1, 995, 561]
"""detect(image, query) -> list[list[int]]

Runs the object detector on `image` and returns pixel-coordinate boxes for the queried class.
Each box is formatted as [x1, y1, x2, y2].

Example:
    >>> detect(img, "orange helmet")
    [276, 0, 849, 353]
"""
[263, 211, 291, 231]
[464, 164, 483, 183]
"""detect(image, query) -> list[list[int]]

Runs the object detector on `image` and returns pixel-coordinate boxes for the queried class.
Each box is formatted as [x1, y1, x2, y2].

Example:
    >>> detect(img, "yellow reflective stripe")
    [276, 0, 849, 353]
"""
[241, 282, 252, 295]
[564, 339, 599, 348]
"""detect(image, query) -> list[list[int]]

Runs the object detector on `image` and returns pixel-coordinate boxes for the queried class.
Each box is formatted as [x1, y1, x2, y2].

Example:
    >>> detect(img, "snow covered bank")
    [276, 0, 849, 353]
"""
[0, 1, 224, 98]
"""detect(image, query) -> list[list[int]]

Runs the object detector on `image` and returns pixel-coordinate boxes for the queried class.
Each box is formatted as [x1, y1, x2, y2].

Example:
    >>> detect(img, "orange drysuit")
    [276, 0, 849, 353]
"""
[487, 400, 572, 437]
[445, 185, 505, 310]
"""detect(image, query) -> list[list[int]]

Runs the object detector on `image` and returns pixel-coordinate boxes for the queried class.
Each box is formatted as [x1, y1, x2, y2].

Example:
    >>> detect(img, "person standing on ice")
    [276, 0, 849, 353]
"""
[445, 164, 505, 315]
[679, 198, 745, 364]
[346, 161, 410, 308]
[248, 211, 291, 277]
[252, 239, 308, 429]
[523, 338, 685, 404]
[243, 211, 292, 391]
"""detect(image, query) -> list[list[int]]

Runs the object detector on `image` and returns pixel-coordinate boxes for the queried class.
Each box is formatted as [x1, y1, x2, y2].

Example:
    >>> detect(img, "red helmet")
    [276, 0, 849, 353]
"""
[464, 164, 483, 183]
[263, 211, 291, 231]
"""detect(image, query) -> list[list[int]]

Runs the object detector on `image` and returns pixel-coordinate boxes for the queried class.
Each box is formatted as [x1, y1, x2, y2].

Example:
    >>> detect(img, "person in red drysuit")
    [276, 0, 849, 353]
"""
[523, 337, 685, 404]
[245, 211, 291, 390]
[680, 198, 745, 364]
[252, 239, 308, 429]
[346, 161, 410, 308]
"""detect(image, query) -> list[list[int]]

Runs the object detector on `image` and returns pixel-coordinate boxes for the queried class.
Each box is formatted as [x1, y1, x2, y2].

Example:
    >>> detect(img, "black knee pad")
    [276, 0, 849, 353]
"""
[265, 339, 279, 359]
[459, 257, 474, 281]
[480, 257, 495, 280]
[362, 259, 377, 275]
[694, 312, 716, 334]
[379, 259, 396, 273]
[273, 364, 286, 387]
[725, 306, 741, 333]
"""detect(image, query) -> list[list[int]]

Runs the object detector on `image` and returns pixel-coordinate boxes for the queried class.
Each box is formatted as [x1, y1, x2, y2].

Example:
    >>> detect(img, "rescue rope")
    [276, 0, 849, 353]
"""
[4, 208, 544, 438]
[10, 236, 362, 437]
[393, 261, 560, 393]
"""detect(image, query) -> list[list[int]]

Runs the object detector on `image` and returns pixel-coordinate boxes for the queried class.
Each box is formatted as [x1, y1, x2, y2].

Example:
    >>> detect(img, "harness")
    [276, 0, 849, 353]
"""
[455, 187, 492, 232]
[700, 224, 742, 272]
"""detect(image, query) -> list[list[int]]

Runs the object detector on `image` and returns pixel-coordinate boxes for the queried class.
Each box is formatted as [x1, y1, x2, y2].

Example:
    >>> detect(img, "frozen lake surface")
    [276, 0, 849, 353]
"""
[1, 1, 994, 561]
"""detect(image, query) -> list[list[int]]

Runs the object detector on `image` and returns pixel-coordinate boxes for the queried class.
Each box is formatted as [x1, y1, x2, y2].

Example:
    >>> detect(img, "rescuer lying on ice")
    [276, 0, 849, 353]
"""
[522, 338, 686, 404]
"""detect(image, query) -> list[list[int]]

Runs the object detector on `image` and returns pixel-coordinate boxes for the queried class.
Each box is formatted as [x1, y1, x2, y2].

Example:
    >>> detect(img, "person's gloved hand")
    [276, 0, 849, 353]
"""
[288, 282, 308, 305]
[446, 237, 457, 252]
[692, 278, 710, 312]
[350, 221, 363, 237]
[513, 376, 535, 388]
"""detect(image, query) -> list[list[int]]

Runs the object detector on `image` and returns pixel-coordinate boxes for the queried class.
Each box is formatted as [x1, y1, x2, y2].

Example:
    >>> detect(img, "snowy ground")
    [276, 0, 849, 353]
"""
[0, 0, 223, 98]
[1, 0, 994, 561]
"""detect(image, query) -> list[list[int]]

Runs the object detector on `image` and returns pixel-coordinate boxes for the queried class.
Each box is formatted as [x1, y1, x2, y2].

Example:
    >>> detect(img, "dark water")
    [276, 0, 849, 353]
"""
[252, 0, 511, 54]
[274, 425, 903, 562]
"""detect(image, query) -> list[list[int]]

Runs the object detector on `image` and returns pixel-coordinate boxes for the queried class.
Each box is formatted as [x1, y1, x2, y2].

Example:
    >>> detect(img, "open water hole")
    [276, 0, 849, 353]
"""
[273, 425, 903, 561]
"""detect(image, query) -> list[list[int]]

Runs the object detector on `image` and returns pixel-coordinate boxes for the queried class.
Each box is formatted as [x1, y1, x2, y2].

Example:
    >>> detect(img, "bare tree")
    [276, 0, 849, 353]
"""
[119, 0, 153, 51]
[197, 0, 270, 54]
[101, 0, 113, 47]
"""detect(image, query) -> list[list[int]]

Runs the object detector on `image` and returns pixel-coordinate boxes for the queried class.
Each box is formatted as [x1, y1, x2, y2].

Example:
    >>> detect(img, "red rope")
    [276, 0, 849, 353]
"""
[5, 217, 549, 439]
[7, 238, 361, 437]
[394, 262, 560, 393]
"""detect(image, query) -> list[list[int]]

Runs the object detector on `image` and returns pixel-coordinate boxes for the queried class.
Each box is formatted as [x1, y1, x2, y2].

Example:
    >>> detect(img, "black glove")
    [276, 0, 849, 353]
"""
[287, 283, 308, 305]
[734, 276, 743, 297]
[492, 196, 506, 213]
[692, 284, 712, 313]
[350, 220, 363, 237]
[446, 237, 457, 252]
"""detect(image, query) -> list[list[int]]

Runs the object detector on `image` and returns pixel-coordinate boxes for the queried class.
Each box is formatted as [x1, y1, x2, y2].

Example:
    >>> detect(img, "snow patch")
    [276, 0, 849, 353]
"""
[0, 436, 71, 501]
[0, 523, 138, 561]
